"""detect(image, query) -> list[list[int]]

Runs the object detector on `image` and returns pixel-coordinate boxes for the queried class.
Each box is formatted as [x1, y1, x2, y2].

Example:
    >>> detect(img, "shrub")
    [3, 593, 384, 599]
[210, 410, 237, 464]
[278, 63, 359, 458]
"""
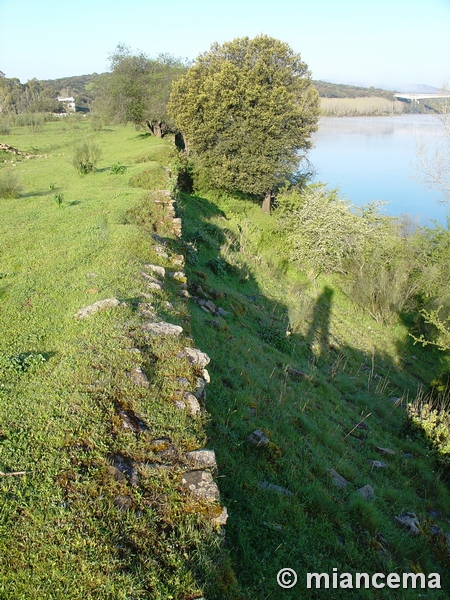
[408, 387, 450, 466]
[107, 162, 127, 174]
[275, 185, 433, 325]
[90, 115, 103, 131]
[411, 306, 450, 352]
[0, 121, 11, 135]
[0, 169, 22, 198]
[14, 112, 44, 132]
[275, 184, 366, 276]
[72, 141, 102, 174]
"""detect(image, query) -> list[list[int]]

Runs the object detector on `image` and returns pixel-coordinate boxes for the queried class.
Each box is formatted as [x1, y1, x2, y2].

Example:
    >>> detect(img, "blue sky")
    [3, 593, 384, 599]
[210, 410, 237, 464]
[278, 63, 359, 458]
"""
[1, 0, 449, 89]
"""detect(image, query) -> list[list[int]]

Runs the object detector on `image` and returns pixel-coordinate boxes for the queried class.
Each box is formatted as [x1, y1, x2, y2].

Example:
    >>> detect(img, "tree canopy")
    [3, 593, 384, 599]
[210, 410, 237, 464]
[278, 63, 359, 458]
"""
[96, 44, 188, 137]
[168, 35, 320, 210]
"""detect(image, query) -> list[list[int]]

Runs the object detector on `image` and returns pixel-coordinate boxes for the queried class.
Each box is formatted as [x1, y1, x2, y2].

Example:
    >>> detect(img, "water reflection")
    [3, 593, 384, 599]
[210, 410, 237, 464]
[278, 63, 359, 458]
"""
[309, 115, 448, 225]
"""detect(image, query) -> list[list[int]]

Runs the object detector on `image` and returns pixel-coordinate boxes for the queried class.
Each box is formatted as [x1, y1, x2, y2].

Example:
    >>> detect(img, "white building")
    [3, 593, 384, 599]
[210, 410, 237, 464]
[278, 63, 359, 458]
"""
[57, 96, 76, 112]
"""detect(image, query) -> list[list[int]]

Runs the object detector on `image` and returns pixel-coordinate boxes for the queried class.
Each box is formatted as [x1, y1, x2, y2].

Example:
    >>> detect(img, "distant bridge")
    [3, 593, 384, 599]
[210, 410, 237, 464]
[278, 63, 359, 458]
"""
[394, 92, 450, 103]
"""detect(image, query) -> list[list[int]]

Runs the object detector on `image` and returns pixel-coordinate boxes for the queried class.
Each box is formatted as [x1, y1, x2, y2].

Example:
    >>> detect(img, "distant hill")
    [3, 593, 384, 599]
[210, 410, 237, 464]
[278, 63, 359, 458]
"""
[312, 80, 395, 100]
[38, 73, 103, 96]
[395, 83, 439, 94]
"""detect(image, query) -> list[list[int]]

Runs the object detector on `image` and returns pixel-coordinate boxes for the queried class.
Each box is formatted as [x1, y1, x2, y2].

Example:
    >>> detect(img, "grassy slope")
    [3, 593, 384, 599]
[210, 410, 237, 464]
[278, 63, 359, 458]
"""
[0, 120, 227, 599]
[180, 190, 450, 599]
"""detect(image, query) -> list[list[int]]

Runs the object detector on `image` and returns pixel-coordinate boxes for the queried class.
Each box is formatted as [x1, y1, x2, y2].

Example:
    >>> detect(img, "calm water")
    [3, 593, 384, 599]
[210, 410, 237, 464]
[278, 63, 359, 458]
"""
[309, 115, 449, 226]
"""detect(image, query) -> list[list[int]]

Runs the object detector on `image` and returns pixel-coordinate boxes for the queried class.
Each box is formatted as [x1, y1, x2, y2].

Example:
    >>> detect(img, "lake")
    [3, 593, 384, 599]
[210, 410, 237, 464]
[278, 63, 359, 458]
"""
[309, 115, 449, 226]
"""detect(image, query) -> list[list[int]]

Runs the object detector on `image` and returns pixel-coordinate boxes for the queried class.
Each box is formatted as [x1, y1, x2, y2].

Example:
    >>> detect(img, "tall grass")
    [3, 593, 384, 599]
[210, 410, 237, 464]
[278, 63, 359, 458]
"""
[320, 97, 404, 116]
[0, 169, 22, 198]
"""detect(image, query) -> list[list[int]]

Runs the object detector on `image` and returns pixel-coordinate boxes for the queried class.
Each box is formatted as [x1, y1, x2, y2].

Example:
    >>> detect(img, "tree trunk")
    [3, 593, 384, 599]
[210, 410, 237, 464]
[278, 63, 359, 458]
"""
[262, 189, 272, 213]
[151, 121, 163, 138]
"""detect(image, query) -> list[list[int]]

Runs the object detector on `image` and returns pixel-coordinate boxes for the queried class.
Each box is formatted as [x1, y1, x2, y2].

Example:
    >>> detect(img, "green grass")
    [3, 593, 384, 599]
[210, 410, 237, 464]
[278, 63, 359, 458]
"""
[0, 120, 227, 599]
[179, 189, 450, 599]
[2, 116, 450, 599]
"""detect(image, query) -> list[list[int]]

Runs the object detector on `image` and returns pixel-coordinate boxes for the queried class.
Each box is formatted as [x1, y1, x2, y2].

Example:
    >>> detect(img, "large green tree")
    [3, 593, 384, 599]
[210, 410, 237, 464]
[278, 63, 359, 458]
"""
[168, 35, 320, 211]
[96, 45, 187, 137]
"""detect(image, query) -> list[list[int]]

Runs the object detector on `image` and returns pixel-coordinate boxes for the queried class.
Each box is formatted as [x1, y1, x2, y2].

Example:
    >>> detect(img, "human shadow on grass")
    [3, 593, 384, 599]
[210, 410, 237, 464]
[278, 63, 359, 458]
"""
[21, 189, 58, 198]
[305, 285, 334, 360]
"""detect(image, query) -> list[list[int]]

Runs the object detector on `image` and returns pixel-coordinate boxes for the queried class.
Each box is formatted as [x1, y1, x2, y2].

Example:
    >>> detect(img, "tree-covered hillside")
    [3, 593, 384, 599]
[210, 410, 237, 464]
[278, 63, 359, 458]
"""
[312, 80, 396, 100]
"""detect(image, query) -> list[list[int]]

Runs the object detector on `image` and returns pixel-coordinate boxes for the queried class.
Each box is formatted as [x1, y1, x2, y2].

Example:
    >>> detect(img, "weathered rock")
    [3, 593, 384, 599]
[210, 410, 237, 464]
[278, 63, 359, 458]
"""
[180, 289, 190, 299]
[395, 512, 420, 535]
[202, 369, 210, 384]
[74, 297, 120, 319]
[181, 470, 220, 501]
[0, 142, 32, 157]
[211, 506, 228, 526]
[327, 468, 349, 489]
[204, 300, 217, 314]
[154, 245, 169, 258]
[367, 460, 387, 469]
[128, 366, 149, 388]
[142, 321, 183, 336]
[142, 264, 166, 278]
[175, 400, 186, 410]
[146, 281, 164, 291]
[355, 484, 375, 500]
[168, 271, 186, 283]
[217, 307, 229, 317]
[178, 347, 211, 369]
[183, 392, 201, 415]
[176, 376, 190, 388]
[193, 377, 207, 399]
[246, 429, 270, 447]
[186, 449, 217, 469]
[258, 481, 293, 496]
[172, 254, 184, 266]
[140, 271, 163, 284]
[374, 446, 396, 456]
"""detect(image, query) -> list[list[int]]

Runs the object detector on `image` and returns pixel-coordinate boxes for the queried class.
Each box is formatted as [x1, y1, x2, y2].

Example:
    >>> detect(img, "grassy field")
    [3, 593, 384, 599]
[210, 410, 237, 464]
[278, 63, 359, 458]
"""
[0, 118, 228, 599]
[1, 115, 450, 599]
